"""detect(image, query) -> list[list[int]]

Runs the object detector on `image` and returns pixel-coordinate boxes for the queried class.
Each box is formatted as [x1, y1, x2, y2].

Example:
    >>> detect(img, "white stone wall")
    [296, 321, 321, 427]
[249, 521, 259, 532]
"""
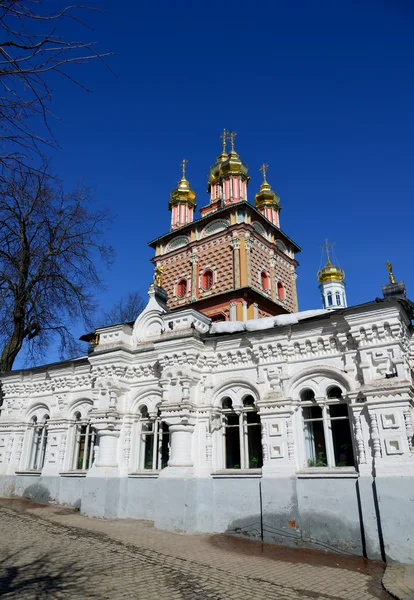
[0, 289, 413, 562]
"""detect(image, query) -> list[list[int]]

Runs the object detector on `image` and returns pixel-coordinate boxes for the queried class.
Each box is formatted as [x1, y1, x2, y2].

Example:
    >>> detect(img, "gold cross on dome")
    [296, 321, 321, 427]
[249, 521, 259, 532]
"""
[180, 158, 188, 179]
[386, 260, 396, 284]
[220, 129, 228, 152]
[260, 163, 269, 182]
[321, 238, 335, 262]
[228, 131, 237, 152]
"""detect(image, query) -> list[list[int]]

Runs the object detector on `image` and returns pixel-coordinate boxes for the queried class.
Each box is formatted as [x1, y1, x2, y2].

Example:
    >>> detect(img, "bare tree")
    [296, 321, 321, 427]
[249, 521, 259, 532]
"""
[102, 292, 145, 326]
[0, 1, 111, 169]
[0, 165, 113, 371]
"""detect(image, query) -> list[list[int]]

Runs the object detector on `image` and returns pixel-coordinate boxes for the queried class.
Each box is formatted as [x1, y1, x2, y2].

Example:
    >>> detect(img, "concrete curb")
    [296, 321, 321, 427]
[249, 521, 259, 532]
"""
[383, 564, 414, 600]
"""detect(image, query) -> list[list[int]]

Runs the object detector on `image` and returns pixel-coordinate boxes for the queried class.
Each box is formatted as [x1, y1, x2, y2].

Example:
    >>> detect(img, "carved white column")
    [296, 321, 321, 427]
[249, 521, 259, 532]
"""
[286, 416, 295, 462]
[369, 410, 382, 459]
[89, 409, 121, 470]
[168, 422, 195, 467]
[403, 407, 414, 454]
[353, 411, 366, 465]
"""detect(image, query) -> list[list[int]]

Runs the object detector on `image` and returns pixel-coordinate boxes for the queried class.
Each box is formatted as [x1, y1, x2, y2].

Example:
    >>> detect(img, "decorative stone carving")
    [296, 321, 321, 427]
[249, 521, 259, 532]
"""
[369, 412, 382, 459]
[353, 413, 366, 464]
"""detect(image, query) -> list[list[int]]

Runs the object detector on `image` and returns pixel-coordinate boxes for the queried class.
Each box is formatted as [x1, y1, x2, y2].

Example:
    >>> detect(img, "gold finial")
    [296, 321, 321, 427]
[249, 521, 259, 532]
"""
[180, 158, 188, 180]
[220, 129, 228, 154]
[321, 238, 335, 263]
[260, 163, 269, 183]
[386, 260, 396, 284]
[154, 264, 165, 287]
[228, 131, 237, 152]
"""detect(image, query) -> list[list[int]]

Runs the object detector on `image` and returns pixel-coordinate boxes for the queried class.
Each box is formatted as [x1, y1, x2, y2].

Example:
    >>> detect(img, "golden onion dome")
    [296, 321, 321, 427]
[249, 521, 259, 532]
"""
[254, 164, 280, 209]
[207, 130, 249, 190]
[169, 159, 196, 209]
[317, 258, 345, 283]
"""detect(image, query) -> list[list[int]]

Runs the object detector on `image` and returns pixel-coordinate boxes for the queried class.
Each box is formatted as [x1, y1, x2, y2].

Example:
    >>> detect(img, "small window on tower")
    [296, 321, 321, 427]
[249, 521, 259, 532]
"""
[327, 292, 333, 306]
[177, 279, 187, 298]
[277, 281, 285, 300]
[261, 271, 270, 291]
[202, 270, 214, 290]
[335, 292, 341, 305]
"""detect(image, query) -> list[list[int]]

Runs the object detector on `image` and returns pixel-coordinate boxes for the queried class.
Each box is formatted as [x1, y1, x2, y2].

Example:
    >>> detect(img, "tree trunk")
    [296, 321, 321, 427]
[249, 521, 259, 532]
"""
[0, 321, 26, 372]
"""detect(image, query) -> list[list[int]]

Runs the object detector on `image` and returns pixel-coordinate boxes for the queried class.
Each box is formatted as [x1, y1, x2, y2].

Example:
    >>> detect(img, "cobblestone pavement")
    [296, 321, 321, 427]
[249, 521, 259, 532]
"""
[0, 499, 392, 600]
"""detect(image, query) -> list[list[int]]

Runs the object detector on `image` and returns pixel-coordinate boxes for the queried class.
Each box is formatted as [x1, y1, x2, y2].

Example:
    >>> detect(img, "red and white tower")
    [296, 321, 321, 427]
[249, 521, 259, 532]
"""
[169, 159, 196, 230]
[149, 131, 300, 321]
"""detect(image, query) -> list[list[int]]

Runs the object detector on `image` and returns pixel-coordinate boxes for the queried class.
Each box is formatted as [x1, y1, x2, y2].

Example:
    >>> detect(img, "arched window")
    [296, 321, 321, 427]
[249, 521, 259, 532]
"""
[202, 270, 214, 290]
[300, 386, 354, 468]
[261, 271, 270, 291]
[29, 414, 49, 470]
[327, 292, 333, 307]
[277, 281, 285, 300]
[138, 406, 169, 470]
[221, 395, 263, 469]
[72, 412, 97, 471]
[177, 278, 187, 298]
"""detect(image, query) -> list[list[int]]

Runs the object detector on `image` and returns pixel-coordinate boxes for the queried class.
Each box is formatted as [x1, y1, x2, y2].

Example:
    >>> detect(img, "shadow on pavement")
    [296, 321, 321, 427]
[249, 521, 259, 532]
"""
[0, 549, 100, 598]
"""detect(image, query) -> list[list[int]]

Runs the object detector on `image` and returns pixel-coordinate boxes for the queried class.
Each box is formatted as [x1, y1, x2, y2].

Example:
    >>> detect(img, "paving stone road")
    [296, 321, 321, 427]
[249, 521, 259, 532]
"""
[0, 499, 391, 600]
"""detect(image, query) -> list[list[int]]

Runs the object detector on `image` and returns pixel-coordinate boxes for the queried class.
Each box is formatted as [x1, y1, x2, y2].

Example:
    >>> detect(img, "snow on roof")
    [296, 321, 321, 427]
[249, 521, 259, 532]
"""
[210, 309, 330, 335]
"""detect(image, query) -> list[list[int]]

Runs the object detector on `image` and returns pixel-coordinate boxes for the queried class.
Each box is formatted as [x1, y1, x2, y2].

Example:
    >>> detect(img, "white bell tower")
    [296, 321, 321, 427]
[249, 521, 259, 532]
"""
[317, 240, 347, 310]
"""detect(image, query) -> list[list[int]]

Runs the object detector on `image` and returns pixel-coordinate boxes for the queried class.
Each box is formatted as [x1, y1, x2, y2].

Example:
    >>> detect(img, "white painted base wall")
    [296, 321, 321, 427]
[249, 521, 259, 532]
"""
[1, 473, 412, 565]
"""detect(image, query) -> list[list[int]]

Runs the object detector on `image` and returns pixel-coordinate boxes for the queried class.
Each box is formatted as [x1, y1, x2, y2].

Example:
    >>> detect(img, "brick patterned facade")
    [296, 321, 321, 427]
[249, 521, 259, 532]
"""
[149, 141, 300, 320]
[197, 236, 234, 299]
[156, 249, 192, 309]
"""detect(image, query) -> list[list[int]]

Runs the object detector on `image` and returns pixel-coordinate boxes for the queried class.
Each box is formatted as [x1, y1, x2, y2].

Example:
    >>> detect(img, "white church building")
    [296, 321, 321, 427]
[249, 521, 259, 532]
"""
[0, 134, 413, 564]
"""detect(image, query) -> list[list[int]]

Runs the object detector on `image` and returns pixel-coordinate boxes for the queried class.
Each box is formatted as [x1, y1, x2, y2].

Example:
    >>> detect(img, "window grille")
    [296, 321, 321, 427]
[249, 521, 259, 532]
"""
[300, 387, 355, 468]
[221, 396, 263, 469]
[72, 412, 97, 470]
[138, 407, 170, 470]
[29, 415, 49, 470]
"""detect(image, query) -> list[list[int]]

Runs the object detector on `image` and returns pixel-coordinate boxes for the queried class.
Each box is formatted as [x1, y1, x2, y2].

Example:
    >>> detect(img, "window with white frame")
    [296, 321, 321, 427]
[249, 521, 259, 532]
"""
[137, 406, 169, 470]
[72, 412, 97, 471]
[300, 386, 355, 468]
[29, 414, 49, 470]
[221, 395, 263, 469]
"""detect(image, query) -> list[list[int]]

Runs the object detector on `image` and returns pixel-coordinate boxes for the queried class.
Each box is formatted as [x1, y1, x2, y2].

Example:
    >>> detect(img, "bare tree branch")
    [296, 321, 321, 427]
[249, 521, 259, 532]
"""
[101, 292, 145, 327]
[0, 164, 114, 371]
[0, 1, 113, 170]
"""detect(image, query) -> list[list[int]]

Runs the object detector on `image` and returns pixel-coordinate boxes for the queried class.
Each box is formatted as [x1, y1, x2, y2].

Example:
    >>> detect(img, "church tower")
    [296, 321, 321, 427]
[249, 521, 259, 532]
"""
[148, 131, 301, 321]
[317, 240, 347, 309]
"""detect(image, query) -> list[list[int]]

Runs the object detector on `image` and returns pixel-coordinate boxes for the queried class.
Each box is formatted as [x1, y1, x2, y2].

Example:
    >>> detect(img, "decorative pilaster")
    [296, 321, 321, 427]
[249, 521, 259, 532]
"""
[261, 422, 269, 461]
[269, 256, 277, 301]
[190, 253, 199, 302]
[286, 417, 295, 461]
[353, 412, 366, 464]
[230, 238, 241, 288]
[369, 411, 382, 459]
[403, 408, 414, 454]
[245, 237, 252, 286]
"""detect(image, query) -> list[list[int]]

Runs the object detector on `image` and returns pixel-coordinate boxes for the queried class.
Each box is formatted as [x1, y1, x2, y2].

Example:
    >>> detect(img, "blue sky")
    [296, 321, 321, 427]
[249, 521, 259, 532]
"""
[22, 0, 414, 364]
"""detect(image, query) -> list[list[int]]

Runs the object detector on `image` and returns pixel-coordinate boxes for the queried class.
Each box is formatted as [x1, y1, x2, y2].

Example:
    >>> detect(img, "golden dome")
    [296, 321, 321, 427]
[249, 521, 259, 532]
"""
[317, 258, 345, 283]
[254, 164, 280, 209]
[207, 130, 249, 190]
[169, 159, 196, 209]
